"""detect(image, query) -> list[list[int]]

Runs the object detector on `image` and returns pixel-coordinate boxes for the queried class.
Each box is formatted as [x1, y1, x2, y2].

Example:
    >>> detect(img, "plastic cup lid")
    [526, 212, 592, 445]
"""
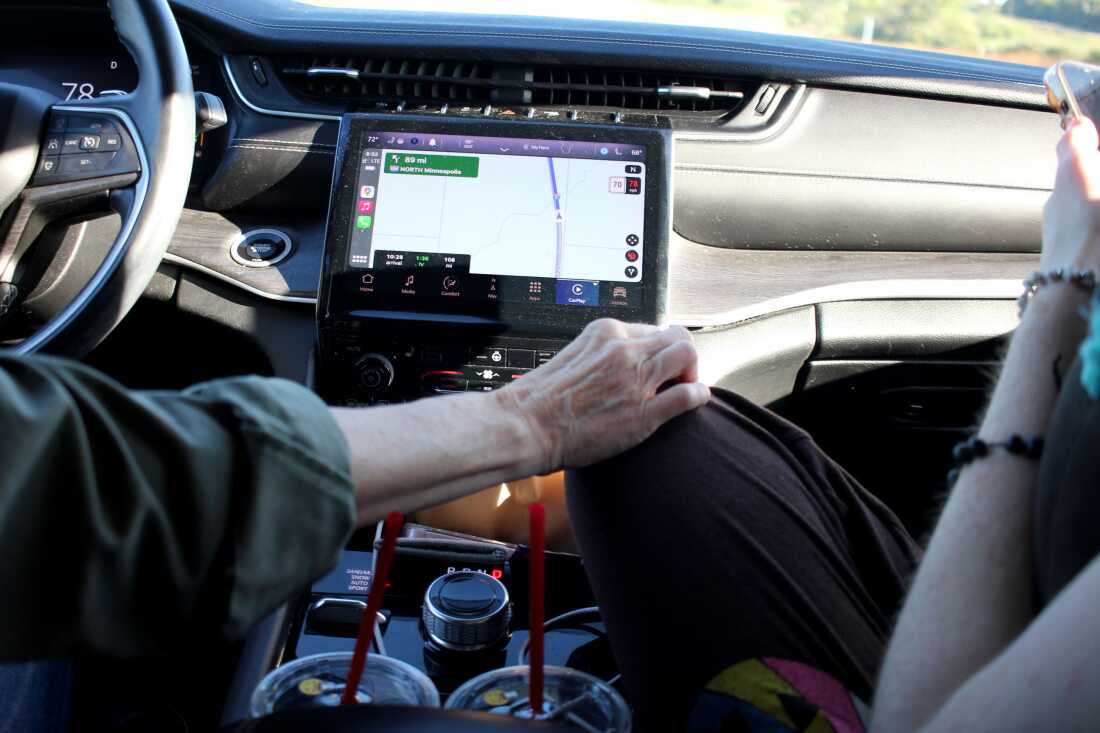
[444, 664, 631, 732]
[250, 651, 440, 717]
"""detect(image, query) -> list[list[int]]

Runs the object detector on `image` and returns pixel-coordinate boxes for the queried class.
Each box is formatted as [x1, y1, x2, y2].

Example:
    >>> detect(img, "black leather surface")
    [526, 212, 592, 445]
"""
[201, 90, 336, 211]
[814, 299, 1018, 359]
[170, 0, 1047, 108]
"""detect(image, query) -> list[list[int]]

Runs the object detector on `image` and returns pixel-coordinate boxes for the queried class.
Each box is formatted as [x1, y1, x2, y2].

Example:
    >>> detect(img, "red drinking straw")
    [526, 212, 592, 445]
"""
[341, 511, 404, 705]
[528, 502, 546, 715]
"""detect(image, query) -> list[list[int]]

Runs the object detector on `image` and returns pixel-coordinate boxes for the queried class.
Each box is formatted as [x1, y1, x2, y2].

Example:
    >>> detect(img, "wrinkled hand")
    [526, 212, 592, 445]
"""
[1042, 116, 1100, 273]
[497, 319, 710, 473]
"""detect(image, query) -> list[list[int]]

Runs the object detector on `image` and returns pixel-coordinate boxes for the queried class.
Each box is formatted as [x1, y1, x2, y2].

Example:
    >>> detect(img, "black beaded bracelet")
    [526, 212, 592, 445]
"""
[946, 434, 1044, 487]
[1017, 268, 1096, 317]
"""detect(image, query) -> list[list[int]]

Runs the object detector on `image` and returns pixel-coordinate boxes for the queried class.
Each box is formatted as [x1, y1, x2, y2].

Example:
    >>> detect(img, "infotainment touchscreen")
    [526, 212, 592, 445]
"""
[322, 116, 671, 331]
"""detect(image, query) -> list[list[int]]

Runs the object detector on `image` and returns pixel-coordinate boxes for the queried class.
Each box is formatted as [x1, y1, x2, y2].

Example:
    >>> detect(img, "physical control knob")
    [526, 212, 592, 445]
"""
[422, 571, 511, 652]
[356, 353, 395, 394]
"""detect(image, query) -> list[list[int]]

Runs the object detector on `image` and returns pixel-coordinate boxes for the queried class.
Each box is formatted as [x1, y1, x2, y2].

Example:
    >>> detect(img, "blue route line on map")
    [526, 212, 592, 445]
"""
[548, 156, 565, 279]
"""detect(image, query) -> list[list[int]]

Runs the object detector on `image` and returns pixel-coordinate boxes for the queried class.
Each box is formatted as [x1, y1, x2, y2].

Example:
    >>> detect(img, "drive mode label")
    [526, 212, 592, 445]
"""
[386, 153, 479, 178]
[311, 550, 373, 595]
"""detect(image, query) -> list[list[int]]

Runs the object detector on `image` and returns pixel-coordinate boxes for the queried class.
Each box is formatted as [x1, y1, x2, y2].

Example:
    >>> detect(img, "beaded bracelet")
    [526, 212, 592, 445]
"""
[946, 434, 1044, 487]
[1017, 268, 1096, 317]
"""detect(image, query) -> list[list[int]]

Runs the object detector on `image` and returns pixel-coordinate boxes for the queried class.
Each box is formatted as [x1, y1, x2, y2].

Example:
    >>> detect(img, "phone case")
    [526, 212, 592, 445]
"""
[1045, 61, 1100, 125]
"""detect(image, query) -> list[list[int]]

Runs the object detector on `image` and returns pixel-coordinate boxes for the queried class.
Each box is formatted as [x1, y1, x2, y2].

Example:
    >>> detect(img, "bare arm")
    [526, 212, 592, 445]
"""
[872, 119, 1100, 731]
[332, 319, 710, 526]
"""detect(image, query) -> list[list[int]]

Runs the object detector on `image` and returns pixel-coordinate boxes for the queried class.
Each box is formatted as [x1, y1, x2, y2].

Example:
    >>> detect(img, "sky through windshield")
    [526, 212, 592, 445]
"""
[300, 0, 1100, 68]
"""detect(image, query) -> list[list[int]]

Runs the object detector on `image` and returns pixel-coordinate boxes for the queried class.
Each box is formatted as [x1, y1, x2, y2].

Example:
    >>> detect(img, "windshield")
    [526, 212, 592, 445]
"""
[301, 0, 1100, 67]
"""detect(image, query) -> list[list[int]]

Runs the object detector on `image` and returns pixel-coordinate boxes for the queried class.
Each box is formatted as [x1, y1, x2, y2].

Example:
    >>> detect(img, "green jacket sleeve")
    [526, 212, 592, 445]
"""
[0, 354, 356, 660]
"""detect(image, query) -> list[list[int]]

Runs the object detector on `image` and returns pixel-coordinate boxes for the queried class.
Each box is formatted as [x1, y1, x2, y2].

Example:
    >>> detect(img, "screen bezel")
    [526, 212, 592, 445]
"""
[319, 113, 672, 337]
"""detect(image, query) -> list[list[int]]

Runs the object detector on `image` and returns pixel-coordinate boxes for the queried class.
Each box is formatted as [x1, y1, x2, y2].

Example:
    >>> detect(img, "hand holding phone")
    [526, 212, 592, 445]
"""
[1045, 61, 1100, 127]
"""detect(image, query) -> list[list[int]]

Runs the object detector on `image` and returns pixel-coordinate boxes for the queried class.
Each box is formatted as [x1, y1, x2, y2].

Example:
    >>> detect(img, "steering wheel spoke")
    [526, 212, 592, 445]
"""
[0, 102, 148, 331]
[0, 0, 193, 356]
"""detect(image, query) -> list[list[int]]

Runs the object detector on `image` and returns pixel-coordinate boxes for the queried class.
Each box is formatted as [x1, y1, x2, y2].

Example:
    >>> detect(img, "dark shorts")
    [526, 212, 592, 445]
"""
[566, 389, 921, 732]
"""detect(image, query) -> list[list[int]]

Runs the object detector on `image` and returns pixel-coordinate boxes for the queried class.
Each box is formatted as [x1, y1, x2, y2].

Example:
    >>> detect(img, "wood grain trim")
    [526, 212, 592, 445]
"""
[167, 208, 324, 299]
[166, 211, 1038, 327]
[665, 234, 1035, 327]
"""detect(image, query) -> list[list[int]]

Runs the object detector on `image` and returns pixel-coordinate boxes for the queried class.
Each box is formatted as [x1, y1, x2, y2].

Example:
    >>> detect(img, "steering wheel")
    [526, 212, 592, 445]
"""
[0, 0, 193, 356]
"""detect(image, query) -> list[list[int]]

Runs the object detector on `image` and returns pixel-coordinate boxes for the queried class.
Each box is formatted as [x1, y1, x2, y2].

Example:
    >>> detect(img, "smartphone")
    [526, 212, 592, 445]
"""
[1044, 61, 1100, 127]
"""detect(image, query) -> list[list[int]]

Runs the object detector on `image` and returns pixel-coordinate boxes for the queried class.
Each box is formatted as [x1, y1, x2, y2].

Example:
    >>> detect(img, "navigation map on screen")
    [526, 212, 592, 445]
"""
[347, 132, 648, 308]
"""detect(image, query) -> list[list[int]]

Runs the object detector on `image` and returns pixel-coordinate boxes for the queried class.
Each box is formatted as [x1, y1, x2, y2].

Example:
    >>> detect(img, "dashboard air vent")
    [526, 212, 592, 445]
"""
[529, 66, 745, 112]
[277, 56, 752, 116]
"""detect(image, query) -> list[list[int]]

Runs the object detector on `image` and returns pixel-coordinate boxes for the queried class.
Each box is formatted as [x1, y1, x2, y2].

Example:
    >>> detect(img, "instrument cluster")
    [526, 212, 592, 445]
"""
[1, 3, 138, 101]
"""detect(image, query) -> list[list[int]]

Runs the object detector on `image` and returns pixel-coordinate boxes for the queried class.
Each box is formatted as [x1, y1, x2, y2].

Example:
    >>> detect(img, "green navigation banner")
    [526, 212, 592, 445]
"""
[384, 153, 479, 178]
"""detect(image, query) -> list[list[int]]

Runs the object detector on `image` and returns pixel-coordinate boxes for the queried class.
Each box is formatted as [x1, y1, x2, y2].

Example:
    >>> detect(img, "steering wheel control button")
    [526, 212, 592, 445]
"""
[60, 153, 108, 175]
[422, 571, 511, 652]
[100, 132, 122, 152]
[33, 114, 140, 186]
[68, 117, 111, 134]
[37, 157, 59, 177]
[228, 229, 293, 268]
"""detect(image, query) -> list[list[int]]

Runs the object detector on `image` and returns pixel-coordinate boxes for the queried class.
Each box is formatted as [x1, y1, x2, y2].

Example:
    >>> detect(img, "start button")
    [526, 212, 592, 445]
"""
[229, 229, 293, 268]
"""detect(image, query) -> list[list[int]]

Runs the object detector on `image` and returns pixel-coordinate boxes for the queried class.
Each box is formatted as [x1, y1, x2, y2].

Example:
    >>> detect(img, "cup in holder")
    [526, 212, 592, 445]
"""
[444, 664, 631, 732]
[250, 651, 439, 717]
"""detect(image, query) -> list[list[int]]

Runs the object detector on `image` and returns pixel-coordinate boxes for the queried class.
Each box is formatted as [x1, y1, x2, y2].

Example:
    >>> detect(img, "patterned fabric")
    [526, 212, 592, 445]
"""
[687, 659, 867, 732]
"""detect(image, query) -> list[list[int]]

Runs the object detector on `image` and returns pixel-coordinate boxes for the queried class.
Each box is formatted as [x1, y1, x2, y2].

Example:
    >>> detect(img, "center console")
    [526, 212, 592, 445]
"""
[288, 524, 612, 698]
[296, 111, 671, 708]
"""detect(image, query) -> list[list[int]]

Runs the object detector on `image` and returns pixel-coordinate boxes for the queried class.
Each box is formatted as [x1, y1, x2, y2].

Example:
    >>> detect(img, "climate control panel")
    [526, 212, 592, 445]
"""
[318, 319, 569, 406]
